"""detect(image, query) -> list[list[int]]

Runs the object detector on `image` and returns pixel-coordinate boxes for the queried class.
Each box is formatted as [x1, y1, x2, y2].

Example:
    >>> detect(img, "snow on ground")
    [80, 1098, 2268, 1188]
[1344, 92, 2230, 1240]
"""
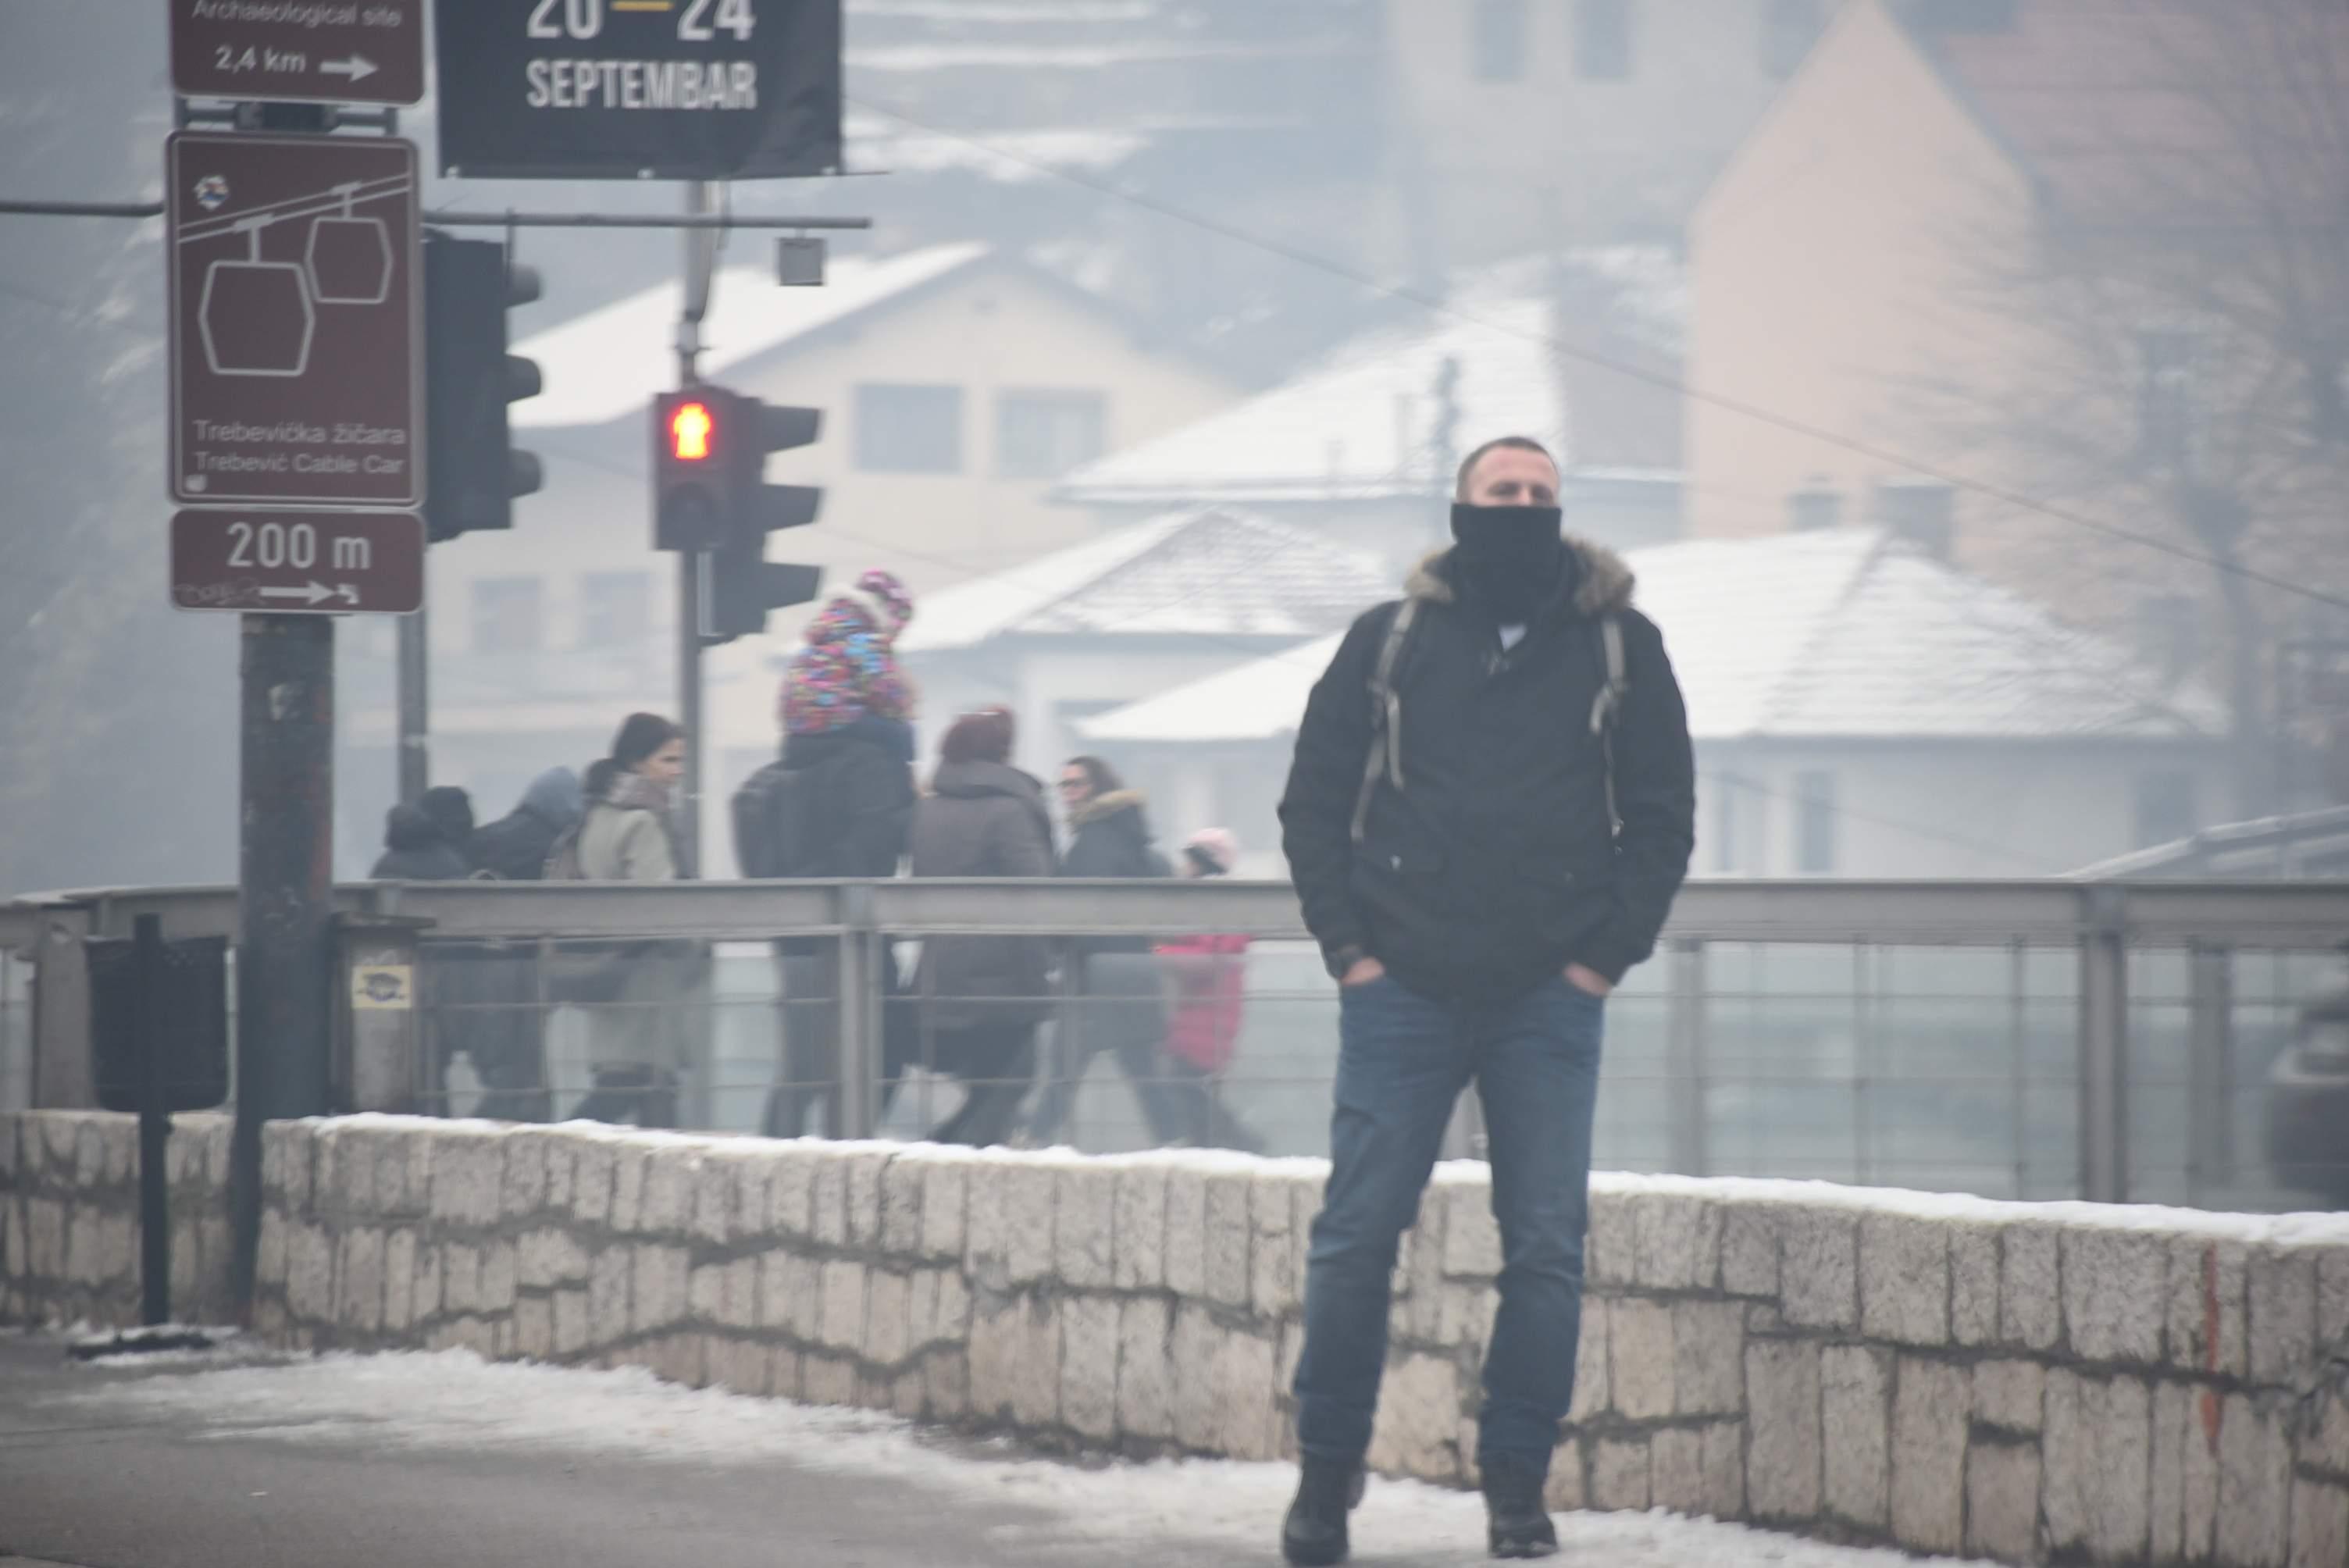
[41, 1343, 1999, 1568]
[52, 1324, 277, 1370]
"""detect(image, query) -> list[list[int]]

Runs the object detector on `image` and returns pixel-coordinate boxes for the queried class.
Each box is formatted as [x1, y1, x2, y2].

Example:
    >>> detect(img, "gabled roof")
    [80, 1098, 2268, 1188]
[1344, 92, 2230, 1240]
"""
[1081, 528, 2223, 744]
[897, 508, 1390, 654]
[1053, 251, 1684, 508]
[1897, 0, 2349, 228]
[513, 244, 990, 430]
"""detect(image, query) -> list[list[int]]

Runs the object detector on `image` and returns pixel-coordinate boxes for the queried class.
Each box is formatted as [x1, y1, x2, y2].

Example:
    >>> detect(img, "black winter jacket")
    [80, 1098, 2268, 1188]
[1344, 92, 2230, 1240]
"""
[777, 725, 918, 878]
[371, 805, 472, 882]
[472, 770, 582, 882]
[911, 761, 1057, 1031]
[1060, 790, 1168, 880]
[1279, 538, 1695, 1002]
[1060, 789, 1169, 957]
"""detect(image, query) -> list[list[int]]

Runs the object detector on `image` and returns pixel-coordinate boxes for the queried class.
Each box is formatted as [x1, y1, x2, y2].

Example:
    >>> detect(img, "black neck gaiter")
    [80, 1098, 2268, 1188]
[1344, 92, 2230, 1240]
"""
[1449, 504, 1567, 624]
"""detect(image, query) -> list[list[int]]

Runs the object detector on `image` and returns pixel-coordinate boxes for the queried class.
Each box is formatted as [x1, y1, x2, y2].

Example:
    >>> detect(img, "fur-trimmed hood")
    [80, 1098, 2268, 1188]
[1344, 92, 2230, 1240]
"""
[1068, 787, 1149, 829]
[1404, 536, 1636, 618]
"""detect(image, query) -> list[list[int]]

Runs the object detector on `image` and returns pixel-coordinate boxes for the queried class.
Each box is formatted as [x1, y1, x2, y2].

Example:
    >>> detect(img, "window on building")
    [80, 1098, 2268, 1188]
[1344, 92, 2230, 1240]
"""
[579, 571, 651, 649]
[1914, 0, 2018, 33]
[1712, 772, 1770, 875]
[2136, 327, 2201, 472]
[471, 578, 541, 654]
[854, 383, 964, 474]
[1795, 770, 1838, 874]
[1471, 0, 1528, 82]
[996, 389, 1109, 479]
[1762, 0, 1824, 78]
[1575, 0, 1634, 80]
[2133, 772, 2199, 850]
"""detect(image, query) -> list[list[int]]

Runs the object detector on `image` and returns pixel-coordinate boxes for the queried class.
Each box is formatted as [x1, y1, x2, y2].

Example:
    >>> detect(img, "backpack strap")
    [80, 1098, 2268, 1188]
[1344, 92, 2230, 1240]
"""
[1590, 612, 1628, 835]
[1350, 597, 1420, 846]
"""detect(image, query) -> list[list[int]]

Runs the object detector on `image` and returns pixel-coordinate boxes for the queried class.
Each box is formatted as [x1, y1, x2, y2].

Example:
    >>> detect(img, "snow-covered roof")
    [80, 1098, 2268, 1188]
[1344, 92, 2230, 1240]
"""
[513, 244, 990, 430]
[844, 113, 1146, 182]
[1081, 529, 2225, 745]
[897, 508, 1389, 654]
[1054, 251, 1684, 508]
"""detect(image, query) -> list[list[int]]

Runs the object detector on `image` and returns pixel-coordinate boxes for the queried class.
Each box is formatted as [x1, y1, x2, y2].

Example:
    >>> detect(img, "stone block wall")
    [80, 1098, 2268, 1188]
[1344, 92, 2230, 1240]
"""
[5, 1110, 2347, 1567]
[0, 1110, 238, 1328]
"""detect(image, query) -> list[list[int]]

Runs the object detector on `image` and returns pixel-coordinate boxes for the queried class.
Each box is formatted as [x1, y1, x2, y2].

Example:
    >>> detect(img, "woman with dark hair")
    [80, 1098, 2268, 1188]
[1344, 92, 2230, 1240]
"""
[1026, 752, 1194, 1147]
[1057, 756, 1167, 879]
[567, 712, 699, 1127]
[906, 706, 1055, 1146]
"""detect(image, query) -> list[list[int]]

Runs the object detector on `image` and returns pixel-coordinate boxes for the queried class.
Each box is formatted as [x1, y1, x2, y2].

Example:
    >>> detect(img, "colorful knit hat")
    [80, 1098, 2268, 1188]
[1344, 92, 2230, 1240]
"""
[779, 569, 917, 736]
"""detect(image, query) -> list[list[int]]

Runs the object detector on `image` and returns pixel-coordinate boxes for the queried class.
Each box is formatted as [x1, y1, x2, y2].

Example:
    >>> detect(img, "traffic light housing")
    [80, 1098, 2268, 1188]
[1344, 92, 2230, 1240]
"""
[651, 387, 825, 643]
[706, 543, 823, 645]
[652, 387, 822, 551]
[422, 233, 543, 543]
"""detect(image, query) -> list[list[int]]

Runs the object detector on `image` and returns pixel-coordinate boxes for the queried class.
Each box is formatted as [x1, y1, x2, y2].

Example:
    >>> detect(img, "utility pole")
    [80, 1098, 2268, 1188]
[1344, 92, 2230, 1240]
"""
[675, 179, 718, 877]
[215, 102, 361, 1313]
[396, 608, 429, 804]
[161, 0, 431, 1309]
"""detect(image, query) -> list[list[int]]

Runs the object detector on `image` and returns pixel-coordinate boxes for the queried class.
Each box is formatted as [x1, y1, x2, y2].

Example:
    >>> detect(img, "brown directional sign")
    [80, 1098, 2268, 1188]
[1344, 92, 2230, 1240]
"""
[171, 0, 427, 106]
[170, 511, 424, 615]
[167, 133, 423, 508]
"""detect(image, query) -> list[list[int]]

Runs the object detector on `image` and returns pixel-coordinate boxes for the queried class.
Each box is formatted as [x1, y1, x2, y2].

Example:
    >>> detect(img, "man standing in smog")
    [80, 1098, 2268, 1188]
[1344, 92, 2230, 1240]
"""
[1277, 436, 1695, 1562]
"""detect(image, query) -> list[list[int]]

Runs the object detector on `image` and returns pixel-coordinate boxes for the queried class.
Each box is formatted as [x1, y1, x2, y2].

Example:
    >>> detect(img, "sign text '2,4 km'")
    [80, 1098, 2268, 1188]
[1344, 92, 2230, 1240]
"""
[170, 0, 427, 106]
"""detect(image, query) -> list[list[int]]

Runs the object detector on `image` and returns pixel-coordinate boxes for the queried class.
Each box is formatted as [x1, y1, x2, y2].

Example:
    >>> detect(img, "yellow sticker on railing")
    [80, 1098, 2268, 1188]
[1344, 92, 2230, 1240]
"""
[351, 964, 414, 1011]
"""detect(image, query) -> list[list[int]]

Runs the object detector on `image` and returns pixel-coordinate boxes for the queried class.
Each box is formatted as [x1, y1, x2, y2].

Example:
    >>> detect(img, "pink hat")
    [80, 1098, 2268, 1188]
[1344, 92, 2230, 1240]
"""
[1183, 827, 1240, 873]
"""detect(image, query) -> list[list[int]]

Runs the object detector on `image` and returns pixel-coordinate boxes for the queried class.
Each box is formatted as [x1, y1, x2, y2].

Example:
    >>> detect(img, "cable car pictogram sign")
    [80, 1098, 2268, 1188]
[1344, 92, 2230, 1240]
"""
[166, 133, 424, 509]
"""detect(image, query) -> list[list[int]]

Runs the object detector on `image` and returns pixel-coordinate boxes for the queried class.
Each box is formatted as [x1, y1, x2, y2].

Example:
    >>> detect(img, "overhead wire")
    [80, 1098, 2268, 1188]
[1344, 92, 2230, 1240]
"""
[843, 93, 2349, 614]
[511, 436, 2055, 871]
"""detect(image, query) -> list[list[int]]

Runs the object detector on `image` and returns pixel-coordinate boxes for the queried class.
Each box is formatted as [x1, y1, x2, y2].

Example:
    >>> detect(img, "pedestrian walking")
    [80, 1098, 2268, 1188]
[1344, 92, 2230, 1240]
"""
[559, 713, 705, 1129]
[1275, 436, 1695, 1563]
[906, 707, 1055, 1147]
[458, 768, 586, 1122]
[1153, 827, 1268, 1153]
[372, 788, 500, 1117]
[418, 786, 479, 870]
[736, 569, 921, 1138]
[369, 802, 472, 882]
[1024, 757, 1194, 1147]
[472, 768, 583, 882]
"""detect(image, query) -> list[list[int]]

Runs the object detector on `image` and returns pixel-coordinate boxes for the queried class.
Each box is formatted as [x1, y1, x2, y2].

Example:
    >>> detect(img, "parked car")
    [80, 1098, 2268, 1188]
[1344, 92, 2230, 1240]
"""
[2265, 988, 2349, 1207]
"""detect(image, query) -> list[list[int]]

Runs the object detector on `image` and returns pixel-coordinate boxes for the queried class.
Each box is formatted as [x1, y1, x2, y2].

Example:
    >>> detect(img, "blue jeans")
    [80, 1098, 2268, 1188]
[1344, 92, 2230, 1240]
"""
[1293, 974, 1604, 1476]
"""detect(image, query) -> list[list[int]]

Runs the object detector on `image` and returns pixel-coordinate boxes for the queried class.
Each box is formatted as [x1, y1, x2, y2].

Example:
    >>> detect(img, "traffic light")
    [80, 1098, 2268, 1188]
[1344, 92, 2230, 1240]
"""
[422, 233, 543, 543]
[651, 387, 826, 643]
[651, 387, 823, 551]
[705, 540, 823, 645]
[653, 390, 726, 551]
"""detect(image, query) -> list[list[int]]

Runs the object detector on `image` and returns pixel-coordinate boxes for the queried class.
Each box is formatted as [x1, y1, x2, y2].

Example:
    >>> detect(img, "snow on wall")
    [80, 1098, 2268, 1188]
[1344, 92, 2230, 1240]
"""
[3, 1111, 2346, 1567]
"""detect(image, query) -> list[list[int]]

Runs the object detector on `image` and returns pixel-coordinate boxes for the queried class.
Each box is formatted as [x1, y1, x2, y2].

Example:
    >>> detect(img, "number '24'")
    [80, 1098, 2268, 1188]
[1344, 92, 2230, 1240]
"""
[525, 0, 754, 41]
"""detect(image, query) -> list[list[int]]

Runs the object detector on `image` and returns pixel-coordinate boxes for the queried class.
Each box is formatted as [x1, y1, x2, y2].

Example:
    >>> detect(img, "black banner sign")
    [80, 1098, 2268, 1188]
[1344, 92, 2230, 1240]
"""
[433, 0, 843, 180]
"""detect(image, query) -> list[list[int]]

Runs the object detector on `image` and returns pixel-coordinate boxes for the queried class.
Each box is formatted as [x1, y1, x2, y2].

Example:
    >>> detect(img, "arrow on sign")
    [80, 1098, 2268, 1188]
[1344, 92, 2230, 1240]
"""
[320, 55, 378, 82]
[258, 582, 344, 607]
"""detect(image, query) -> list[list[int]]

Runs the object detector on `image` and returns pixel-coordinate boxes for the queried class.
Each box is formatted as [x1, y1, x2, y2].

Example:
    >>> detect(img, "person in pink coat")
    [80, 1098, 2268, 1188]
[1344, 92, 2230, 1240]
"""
[1154, 828, 1267, 1153]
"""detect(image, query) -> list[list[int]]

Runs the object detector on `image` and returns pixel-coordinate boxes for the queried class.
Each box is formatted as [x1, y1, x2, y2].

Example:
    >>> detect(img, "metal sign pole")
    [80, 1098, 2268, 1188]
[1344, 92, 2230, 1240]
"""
[397, 604, 429, 806]
[674, 179, 716, 878]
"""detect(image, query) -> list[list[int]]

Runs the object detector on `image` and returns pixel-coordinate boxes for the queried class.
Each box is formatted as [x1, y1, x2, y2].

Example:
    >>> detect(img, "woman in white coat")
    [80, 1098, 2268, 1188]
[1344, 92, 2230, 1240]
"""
[569, 712, 700, 1127]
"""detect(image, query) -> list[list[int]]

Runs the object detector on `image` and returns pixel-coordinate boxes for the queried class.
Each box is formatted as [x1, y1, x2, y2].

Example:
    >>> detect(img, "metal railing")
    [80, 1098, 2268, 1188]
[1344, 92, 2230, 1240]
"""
[6, 878, 2346, 1209]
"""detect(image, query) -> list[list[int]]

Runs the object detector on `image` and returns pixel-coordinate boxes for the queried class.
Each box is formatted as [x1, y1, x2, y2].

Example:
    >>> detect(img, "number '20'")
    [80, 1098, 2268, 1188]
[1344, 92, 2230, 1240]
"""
[226, 520, 316, 570]
[527, 0, 754, 41]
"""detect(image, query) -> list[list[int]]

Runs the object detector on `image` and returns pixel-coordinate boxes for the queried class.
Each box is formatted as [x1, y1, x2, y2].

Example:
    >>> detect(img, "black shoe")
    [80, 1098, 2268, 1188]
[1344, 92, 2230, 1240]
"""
[1482, 1456, 1558, 1559]
[1281, 1458, 1366, 1566]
